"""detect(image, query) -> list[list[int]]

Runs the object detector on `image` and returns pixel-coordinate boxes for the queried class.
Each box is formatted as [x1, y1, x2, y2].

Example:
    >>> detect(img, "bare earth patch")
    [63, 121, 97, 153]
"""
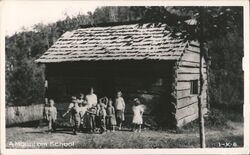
[6, 120, 243, 149]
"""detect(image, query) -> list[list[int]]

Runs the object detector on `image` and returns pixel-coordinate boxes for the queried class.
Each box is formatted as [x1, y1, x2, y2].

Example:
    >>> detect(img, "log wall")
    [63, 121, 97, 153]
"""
[175, 42, 208, 127]
[44, 44, 208, 128]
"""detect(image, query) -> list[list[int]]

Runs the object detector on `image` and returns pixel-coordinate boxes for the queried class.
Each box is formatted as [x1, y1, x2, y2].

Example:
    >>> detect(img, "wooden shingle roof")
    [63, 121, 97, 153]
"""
[36, 23, 189, 63]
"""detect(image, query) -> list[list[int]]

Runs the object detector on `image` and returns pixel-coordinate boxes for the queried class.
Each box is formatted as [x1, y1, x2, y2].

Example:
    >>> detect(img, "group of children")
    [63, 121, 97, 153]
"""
[44, 88, 145, 135]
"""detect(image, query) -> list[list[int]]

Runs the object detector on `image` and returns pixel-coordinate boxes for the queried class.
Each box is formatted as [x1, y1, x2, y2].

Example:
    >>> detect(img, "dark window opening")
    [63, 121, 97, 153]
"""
[190, 80, 198, 95]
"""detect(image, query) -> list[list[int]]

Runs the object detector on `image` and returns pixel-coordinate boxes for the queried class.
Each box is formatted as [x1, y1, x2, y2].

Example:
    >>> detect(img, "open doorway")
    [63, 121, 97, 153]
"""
[97, 76, 115, 99]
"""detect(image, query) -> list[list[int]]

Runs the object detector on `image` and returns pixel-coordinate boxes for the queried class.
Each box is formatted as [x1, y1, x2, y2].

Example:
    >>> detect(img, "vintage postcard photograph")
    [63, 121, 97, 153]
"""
[0, 0, 249, 154]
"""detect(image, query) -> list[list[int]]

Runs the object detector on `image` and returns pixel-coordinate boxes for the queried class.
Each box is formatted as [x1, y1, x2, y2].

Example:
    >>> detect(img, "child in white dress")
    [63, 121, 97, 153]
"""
[132, 98, 145, 132]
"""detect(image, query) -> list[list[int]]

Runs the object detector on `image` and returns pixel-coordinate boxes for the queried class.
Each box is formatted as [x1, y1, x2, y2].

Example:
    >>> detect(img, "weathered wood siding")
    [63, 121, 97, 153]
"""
[175, 41, 208, 127]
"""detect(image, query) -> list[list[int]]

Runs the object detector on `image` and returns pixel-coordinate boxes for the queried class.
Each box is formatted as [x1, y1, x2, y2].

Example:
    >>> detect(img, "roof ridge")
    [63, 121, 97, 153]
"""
[78, 21, 165, 29]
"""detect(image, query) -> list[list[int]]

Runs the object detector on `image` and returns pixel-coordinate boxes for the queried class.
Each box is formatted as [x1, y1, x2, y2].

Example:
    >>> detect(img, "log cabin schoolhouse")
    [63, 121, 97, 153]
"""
[36, 23, 208, 128]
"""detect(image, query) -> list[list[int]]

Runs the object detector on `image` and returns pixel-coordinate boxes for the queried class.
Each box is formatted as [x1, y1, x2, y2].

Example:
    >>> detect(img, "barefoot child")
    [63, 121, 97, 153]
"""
[106, 99, 116, 132]
[132, 98, 145, 133]
[87, 104, 97, 133]
[95, 103, 101, 129]
[79, 103, 88, 131]
[78, 95, 88, 132]
[47, 99, 57, 133]
[96, 103, 107, 133]
[43, 100, 50, 123]
[115, 91, 125, 130]
[62, 96, 81, 135]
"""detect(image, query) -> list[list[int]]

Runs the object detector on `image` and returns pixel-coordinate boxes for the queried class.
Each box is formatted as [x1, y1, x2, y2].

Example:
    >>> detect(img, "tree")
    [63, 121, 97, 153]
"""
[5, 7, 243, 143]
[137, 6, 243, 148]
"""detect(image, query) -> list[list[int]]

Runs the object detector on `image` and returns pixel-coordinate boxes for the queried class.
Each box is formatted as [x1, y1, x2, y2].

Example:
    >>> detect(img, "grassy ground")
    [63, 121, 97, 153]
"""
[6, 108, 243, 149]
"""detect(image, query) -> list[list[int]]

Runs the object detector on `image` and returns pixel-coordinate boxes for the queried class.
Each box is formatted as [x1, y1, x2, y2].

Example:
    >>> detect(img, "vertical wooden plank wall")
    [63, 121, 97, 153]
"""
[6, 104, 44, 126]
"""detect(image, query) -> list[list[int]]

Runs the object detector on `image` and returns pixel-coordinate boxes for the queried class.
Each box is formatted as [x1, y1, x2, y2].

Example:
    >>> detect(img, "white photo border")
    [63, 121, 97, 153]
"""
[0, 0, 249, 154]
